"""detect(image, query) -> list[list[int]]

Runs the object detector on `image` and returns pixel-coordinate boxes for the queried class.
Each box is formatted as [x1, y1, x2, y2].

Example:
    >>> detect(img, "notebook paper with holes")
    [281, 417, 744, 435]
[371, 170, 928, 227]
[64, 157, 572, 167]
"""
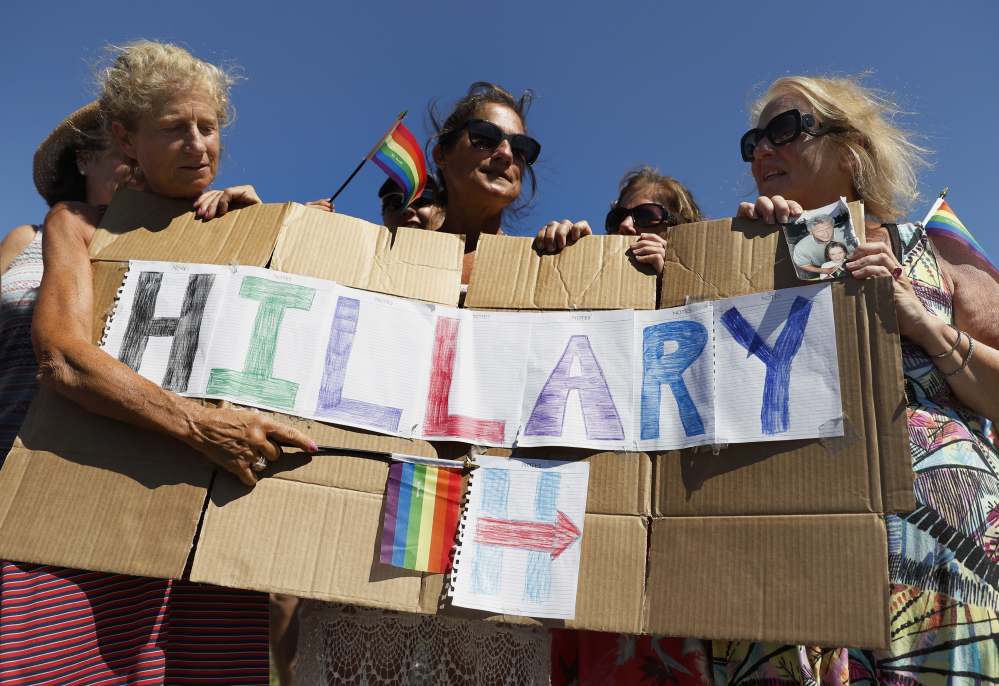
[449, 455, 590, 620]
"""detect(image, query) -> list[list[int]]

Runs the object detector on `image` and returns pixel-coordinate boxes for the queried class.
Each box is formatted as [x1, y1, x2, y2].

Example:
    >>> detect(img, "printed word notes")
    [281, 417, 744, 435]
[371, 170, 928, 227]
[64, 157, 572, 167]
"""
[450, 456, 590, 620]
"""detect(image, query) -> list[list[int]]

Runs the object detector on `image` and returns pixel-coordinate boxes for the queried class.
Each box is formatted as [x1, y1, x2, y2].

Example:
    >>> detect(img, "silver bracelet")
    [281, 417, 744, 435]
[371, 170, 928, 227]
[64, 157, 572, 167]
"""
[942, 331, 974, 379]
[929, 323, 963, 358]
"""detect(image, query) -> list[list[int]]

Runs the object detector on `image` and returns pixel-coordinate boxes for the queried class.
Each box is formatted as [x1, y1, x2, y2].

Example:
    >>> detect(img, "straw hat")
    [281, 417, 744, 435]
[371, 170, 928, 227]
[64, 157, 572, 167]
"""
[32, 101, 101, 205]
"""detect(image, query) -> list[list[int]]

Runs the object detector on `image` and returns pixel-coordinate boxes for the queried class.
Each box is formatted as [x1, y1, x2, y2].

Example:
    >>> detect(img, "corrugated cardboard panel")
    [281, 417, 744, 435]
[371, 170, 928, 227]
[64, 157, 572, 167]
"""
[270, 210, 464, 306]
[865, 276, 916, 512]
[0, 446, 209, 579]
[564, 513, 646, 633]
[654, 283, 884, 516]
[465, 234, 656, 311]
[659, 202, 868, 305]
[0, 388, 214, 578]
[644, 514, 889, 649]
[90, 188, 286, 266]
[191, 475, 425, 611]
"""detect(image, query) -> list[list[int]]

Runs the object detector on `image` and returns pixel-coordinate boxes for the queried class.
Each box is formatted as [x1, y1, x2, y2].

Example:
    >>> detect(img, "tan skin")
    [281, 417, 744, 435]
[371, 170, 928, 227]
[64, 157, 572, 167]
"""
[533, 187, 670, 276]
[383, 199, 445, 231]
[738, 89, 999, 422]
[33, 88, 316, 486]
[433, 102, 524, 284]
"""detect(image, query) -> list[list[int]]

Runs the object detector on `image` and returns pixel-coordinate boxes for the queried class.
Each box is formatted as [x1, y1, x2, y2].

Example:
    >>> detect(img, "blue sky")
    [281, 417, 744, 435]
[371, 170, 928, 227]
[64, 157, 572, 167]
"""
[4, 1, 997, 261]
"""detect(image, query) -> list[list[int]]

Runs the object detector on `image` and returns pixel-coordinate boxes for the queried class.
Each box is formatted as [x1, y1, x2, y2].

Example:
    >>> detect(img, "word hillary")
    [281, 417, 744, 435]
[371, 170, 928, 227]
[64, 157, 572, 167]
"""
[102, 262, 843, 451]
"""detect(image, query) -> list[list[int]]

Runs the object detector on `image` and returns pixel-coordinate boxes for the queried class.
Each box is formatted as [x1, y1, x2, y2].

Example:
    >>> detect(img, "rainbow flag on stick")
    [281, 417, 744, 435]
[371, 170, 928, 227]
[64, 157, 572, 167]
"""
[370, 122, 427, 208]
[381, 462, 462, 573]
[922, 198, 999, 278]
[328, 111, 427, 207]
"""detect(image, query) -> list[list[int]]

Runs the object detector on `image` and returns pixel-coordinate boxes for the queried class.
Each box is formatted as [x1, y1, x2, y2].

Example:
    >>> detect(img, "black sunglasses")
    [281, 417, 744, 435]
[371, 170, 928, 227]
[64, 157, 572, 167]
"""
[446, 118, 541, 165]
[381, 188, 436, 214]
[740, 109, 843, 162]
[605, 203, 678, 233]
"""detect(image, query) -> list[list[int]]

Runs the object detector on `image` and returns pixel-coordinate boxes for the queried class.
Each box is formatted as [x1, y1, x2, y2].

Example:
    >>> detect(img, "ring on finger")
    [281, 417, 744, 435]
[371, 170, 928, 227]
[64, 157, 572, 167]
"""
[891, 266, 903, 279]
[251, 454, 269, 471]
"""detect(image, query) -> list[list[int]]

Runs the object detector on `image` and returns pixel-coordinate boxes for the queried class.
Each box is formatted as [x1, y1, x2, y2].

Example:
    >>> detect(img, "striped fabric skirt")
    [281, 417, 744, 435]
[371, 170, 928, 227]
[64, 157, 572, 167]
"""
[0, 561, 269, 685]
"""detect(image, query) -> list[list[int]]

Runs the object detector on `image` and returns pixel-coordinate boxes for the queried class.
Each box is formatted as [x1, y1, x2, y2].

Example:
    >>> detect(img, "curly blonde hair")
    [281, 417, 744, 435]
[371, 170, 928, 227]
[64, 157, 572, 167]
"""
[614, 164, 704, 225]
[749, 74, 931, 222]
[95, 40, 240, 183]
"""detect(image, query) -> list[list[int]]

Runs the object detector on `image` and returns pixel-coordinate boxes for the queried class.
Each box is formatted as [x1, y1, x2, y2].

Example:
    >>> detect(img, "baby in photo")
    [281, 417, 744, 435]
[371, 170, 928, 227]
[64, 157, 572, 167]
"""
[782, 198, 859, 281]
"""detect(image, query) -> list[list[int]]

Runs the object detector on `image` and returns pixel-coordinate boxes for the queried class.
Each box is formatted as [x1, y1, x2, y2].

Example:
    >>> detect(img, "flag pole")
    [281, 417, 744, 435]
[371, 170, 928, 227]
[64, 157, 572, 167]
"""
[328, 110, 408, 203]
[921, 193, 946, 227]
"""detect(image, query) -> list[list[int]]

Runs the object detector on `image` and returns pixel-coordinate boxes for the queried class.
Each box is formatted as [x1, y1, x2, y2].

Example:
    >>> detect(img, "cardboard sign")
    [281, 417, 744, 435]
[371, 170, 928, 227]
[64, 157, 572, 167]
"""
[0, 192, 911, 649]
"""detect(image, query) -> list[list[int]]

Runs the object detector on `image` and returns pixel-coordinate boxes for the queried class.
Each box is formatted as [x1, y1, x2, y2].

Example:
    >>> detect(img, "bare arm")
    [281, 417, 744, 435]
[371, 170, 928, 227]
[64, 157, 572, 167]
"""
[32, 202, 315, 484]
[847, 234, 999, 422]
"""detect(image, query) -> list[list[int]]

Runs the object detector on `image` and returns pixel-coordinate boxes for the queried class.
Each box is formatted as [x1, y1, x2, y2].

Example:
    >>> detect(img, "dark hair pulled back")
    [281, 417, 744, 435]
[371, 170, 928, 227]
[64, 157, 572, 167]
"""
[47, 131, 106, 207]
[426, 81, 536, 217]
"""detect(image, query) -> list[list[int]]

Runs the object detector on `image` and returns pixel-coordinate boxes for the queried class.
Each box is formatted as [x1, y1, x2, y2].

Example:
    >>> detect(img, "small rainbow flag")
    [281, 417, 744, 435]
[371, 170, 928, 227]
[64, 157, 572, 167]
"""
[381, 462, 461, 573]
[922, 198, 998, 277]
[369, 121, 427, 208]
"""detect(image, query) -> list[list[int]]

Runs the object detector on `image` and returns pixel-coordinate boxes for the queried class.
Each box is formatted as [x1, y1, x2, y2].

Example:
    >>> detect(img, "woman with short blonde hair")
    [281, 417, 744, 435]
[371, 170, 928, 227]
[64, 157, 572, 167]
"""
[0, 40, 315, 686]
[746, 74, 930, 222]
[733, 72, 999, 683]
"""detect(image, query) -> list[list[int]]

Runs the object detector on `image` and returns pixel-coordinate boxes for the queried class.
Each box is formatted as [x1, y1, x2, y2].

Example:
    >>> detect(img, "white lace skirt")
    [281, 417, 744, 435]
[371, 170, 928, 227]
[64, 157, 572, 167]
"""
[294, 600, 551, 686]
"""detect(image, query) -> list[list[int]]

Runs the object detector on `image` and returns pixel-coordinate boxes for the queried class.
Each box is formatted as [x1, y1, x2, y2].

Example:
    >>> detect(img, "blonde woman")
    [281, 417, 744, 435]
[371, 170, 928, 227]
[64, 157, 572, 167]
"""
[1, 41, 315, 685]
[728, 74, 999, 684]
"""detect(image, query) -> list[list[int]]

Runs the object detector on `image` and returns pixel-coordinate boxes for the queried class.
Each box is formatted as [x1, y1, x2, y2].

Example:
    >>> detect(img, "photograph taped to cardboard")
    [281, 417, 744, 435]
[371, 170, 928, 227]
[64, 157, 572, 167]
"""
[783, 198, 858, 281]
[450, 455, 589, 620]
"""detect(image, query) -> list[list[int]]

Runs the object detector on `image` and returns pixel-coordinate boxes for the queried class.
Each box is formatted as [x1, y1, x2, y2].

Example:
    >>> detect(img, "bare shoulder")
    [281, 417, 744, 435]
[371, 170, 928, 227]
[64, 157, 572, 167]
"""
[1, 224, 39, 273]
[934, 238, 999, 348]
[43, 202, 101, 250]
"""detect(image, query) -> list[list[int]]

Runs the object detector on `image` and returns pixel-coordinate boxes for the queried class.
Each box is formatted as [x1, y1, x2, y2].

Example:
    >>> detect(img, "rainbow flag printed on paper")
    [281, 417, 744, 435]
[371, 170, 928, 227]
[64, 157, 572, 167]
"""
[381, 462, 462, 573]
[922, 198, 999, 277]
[370, 122, 428, 208]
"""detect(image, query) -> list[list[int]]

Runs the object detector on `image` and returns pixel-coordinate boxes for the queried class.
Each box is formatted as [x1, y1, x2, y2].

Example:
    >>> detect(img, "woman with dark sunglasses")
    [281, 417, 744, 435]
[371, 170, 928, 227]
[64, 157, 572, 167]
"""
[535, 165, 703, 278]
[294, 82, 553, 686]
[717, 74, 999, 685]
[604, 165, 703, 274]
[422, 81, 542, 287]
[378, 175, 444, 230]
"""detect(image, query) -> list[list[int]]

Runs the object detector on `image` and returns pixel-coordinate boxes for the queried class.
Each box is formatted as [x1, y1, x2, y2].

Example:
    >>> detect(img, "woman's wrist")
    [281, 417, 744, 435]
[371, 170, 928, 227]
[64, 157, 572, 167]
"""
[164, 394, 212, 449]
[909, 315, 961, 358]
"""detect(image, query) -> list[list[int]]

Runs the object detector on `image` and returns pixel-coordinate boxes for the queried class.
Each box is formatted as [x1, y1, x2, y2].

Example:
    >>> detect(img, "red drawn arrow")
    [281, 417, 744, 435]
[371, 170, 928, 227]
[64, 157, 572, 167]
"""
[475, 511, 581, 559]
